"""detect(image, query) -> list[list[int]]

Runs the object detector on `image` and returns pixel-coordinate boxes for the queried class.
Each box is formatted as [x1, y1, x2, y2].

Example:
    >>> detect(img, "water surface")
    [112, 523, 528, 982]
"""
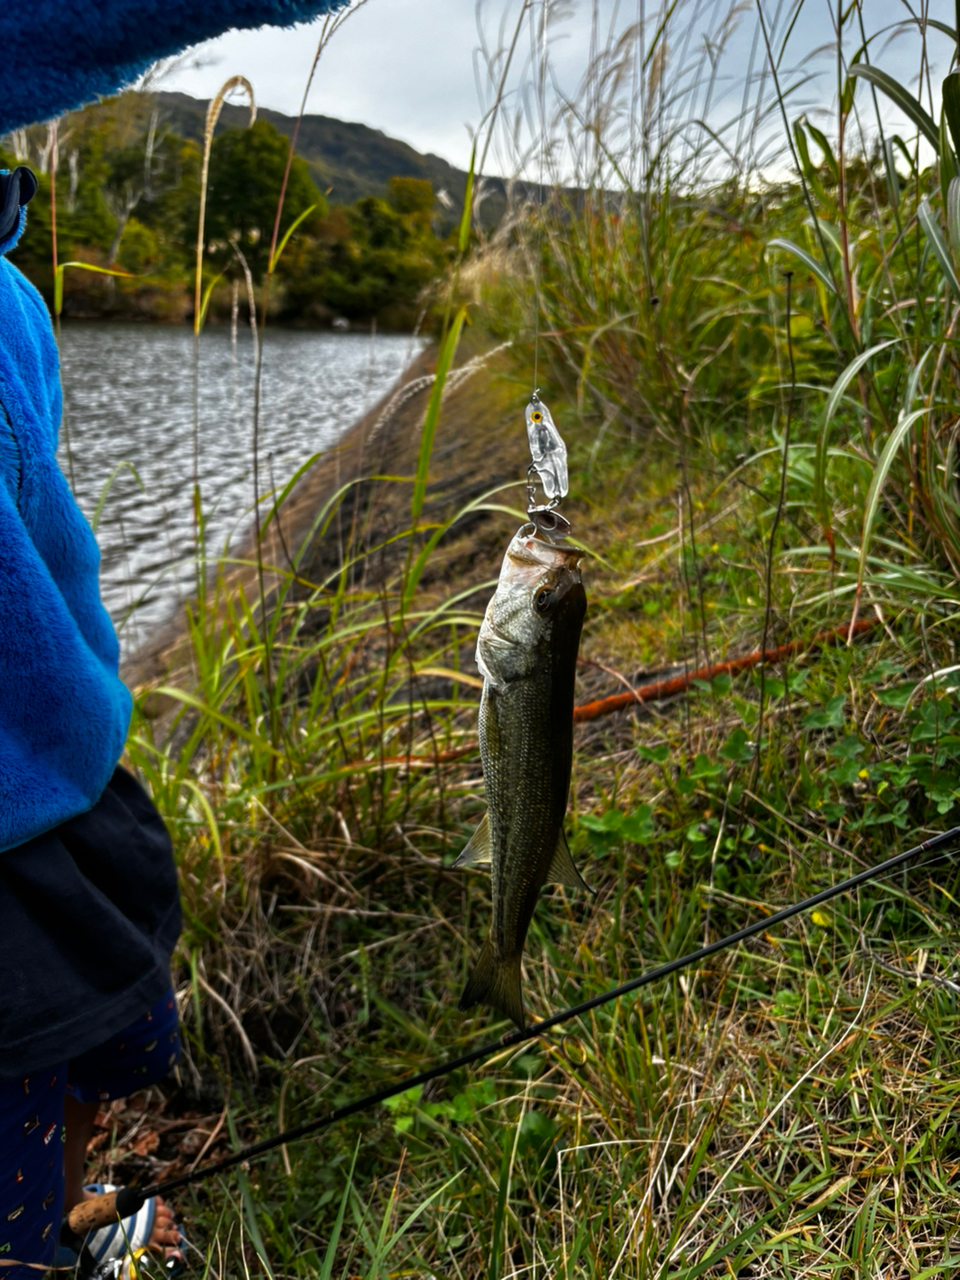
[58, 324, 424, 653]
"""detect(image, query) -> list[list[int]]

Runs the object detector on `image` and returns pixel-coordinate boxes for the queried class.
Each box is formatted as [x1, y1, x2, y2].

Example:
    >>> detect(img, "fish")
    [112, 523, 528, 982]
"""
[456, 520, 590, 1029]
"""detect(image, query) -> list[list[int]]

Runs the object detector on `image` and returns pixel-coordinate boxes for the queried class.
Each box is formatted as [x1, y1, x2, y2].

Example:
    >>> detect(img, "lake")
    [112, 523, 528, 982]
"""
[57, 324, 425, 654]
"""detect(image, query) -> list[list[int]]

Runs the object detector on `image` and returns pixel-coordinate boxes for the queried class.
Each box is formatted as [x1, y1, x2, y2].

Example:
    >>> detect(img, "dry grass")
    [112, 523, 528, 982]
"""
[114, 398, 960, 1277]
[96, 2, 960, 1275]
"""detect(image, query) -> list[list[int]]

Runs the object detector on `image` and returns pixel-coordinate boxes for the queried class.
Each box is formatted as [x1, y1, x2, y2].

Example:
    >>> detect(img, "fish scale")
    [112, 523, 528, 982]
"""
[485, 673, 565, 949]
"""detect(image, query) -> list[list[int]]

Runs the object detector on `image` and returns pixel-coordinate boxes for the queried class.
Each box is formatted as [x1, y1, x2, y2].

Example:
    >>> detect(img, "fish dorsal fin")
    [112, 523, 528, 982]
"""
[547, 829, 593, 893]
[454, 812, 492, 869]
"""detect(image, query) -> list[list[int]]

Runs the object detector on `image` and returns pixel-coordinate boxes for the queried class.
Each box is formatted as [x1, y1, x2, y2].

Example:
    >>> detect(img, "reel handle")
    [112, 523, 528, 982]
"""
[67, 1187, 147, 1235]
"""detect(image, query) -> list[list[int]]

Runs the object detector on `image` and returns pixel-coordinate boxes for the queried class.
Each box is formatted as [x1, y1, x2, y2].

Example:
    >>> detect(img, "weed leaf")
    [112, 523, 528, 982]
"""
[859, 406, 932, 588]
[768, 237, 838, 297]
[918, 196, 960, 296]
[848, 64, 939, 151]
[815, 339, 898, 540]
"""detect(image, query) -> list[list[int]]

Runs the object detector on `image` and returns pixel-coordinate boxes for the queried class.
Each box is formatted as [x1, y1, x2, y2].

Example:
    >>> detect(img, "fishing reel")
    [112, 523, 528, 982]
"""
[94, 1250, 159, 1280]
[76, 1248, 182, 1280]
[59, 1231, 183, 1280]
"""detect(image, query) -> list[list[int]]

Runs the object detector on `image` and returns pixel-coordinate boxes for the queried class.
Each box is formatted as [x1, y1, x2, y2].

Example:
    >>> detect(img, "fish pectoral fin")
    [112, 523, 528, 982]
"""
[453, 812, 492, 870]
[547, 829, 594, 893]
[477, 627, 515, 687]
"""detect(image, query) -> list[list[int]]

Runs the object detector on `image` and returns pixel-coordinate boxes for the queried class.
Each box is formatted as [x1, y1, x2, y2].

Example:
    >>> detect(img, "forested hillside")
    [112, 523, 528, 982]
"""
[1, 89, 481, 326]
[153, 91, 505, 218]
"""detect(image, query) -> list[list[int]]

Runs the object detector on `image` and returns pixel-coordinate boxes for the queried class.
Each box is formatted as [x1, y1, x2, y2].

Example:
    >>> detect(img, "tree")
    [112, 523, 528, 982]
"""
[387, 176, 435, 225]
[202, 119, 326, 281]
[277, 189, 451, 326]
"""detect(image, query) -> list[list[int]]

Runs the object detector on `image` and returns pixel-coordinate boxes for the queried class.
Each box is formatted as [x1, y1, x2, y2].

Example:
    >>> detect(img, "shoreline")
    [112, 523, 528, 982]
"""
[123, 328, 525, 696]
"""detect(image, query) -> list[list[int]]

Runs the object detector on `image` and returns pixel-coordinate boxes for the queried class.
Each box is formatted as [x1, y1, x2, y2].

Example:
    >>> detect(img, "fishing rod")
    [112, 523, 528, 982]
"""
[68, 822, 960, 1240]
[67, 330, 960, 1246]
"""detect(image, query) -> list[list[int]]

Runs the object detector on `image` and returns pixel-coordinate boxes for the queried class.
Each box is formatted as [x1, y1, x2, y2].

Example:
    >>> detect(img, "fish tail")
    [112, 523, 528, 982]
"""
[459, 939, 525, 1030]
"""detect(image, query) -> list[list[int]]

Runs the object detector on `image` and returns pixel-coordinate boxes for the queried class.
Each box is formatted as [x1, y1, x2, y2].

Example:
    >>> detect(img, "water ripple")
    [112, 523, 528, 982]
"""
[58, 324, 425, 654]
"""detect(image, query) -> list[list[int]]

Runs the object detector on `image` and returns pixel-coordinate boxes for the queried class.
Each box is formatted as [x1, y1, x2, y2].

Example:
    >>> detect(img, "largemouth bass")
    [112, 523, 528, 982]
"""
[457, 520, 589, 1029]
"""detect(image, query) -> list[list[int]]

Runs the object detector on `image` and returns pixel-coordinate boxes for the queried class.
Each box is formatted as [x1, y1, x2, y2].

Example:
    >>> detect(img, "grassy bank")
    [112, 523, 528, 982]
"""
[79, 4, 960, 1278]
[103, 336, 960, 1278]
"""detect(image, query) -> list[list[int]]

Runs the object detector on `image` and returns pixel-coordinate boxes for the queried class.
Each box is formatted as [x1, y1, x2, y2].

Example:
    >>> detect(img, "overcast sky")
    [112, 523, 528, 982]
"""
[162, 0, 955, 178]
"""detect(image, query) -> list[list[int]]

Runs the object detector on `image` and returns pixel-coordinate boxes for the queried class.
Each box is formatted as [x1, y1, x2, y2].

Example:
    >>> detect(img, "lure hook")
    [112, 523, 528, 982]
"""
[528, 502, 571, 540]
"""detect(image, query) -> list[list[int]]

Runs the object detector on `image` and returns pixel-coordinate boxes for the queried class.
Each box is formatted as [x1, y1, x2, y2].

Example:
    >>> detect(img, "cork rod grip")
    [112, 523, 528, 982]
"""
[67, 1187, 147, 1235]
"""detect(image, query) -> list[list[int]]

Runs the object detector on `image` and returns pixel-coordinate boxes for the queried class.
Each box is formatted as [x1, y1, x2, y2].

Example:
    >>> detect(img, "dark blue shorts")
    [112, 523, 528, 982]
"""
[0, 988, 180, 1278]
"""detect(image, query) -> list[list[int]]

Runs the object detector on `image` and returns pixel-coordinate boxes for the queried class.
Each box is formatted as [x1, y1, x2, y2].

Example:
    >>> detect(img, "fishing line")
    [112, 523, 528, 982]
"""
[68, 822, 960, 1240]
[531, 0, 547, 397]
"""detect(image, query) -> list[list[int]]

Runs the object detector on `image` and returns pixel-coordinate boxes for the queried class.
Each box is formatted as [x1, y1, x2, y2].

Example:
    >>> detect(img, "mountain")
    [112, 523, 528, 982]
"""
[152, 91, 510, 226]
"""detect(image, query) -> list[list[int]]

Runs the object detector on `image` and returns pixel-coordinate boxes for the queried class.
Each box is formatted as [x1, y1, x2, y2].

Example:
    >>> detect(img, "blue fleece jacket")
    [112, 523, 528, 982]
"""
[0, 211, 133, 850]
[0, 0, 346, 850]
[1, 0, 346, 134]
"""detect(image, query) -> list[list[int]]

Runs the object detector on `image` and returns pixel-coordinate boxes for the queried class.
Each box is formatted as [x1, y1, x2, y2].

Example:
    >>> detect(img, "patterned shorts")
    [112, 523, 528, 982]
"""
[0, 987, 180, 1278]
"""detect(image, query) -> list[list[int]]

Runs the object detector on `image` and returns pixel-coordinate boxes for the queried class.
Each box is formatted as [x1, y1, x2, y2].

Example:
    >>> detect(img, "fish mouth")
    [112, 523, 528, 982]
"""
[505, 522, 583, 579]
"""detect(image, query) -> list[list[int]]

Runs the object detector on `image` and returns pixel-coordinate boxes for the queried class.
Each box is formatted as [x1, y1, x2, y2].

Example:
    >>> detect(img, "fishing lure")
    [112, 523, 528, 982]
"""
[525, 391, 568, 514]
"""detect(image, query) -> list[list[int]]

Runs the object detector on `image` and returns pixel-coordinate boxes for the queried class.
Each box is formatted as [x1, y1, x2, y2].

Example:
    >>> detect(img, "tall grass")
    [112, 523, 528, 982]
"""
[66, 1, 960, 1276]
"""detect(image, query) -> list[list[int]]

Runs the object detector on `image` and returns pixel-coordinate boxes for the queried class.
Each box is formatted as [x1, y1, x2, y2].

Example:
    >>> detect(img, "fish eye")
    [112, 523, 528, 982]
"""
[531, 411, 543, 423]
[535, 587, 554, 611]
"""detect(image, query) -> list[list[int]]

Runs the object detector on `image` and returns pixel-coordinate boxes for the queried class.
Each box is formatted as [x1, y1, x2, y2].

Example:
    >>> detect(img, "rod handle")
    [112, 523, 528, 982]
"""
[67, 1187, 147, 1235]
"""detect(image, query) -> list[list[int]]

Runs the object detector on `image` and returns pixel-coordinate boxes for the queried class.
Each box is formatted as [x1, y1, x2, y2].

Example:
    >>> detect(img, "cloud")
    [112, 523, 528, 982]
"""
[162, 0, 956, 181]
[164, 0, 486, 166]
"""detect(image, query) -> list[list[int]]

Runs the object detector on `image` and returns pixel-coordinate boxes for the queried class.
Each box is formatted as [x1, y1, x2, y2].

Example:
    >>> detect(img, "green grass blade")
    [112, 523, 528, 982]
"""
[814, 339, 898, 539]
[943, 71, 960, 162]
[941, 105, 959, 213]
[822, 341, 898, 431]
[949, 178, 960, 256]
[226, 1108, 276, 1280]
[152, 685, 283, 756]
[410, 306, 466, 532]
[918, 196, 960, 297]
[54, 262, 133, 317]
[848, 64, 939, 151]
[488, 1131, 513, 1280]
[376, 1173, 460, 1268]
[802, 118, 840, 182]
[666, 1198, 800, 1280]
[197, 270, 226, 333]
[858, 406, 932, 588]
[92, 460, 144, 533]
[792, 121, 830, 205]
[175, 776, 225, 873]
[911, 1258, 960, 1280]
[269, 202, 318, 273]
[768, 237, 838, 297]
[320, 1139, 361, 1280]
[923, 18, 957, 40]
[459, 143, 476, 255]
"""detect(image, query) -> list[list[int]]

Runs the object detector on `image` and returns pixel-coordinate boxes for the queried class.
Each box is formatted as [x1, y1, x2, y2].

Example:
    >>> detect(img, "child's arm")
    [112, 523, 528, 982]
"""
[0, 259, 132, 852]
